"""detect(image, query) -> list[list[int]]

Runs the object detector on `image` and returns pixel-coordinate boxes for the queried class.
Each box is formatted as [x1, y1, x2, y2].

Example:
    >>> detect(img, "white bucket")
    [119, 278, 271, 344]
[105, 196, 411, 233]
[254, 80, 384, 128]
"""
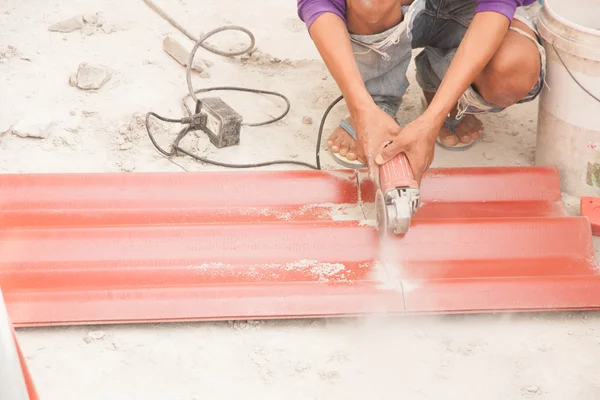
[535, 0, 600, 198]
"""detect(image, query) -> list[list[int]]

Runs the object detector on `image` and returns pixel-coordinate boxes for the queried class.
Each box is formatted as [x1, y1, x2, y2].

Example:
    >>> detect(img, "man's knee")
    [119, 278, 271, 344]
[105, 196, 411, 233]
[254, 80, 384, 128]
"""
[476, 36, 541, 108]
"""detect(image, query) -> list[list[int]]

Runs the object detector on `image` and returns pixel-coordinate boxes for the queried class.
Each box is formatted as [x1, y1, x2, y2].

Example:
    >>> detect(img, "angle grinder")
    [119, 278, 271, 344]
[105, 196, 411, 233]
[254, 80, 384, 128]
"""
[375, 151, 421, 235]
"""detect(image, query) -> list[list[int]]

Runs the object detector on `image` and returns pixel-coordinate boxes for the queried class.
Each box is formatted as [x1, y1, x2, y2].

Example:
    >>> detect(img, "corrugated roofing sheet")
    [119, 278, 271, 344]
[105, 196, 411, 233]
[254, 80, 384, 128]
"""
[0, 166, 597, 326]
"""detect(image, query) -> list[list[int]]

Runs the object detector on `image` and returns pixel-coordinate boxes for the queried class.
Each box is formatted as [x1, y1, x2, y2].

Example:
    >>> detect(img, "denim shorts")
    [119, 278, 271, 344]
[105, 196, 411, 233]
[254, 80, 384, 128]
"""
[345, 0, 546, 120]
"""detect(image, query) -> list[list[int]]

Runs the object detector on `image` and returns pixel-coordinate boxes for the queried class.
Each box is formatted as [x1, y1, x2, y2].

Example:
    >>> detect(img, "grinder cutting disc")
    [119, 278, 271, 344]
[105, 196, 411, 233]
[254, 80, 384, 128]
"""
[375, 189, 388, 235]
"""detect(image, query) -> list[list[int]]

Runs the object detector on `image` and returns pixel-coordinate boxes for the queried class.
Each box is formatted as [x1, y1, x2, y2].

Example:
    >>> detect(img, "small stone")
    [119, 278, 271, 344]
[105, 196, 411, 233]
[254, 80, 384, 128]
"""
[121, 160, 136, 172]
[527, 385, 541, 394]
[162, 35, 208, 73]
[302, 116, 313, 125]
[119, 142, 134, 151]
[48, 16, 84, 33]
[11, 120, 56, 139]
[483, 152, 494, 160]
[81, 25, 95, 36]
[73, 63, 111, 90]
[87, 331, 106, 341]
[0, 45, 18, 63]
[102, 25, 114, 34]
[64, 136, 77, 147]
[202, 59, 214, 68]
[289, 153, 298, 158]
[82, 13, 99, 25]
[69, 110, 77, 116]
[82, 110, 97, 117]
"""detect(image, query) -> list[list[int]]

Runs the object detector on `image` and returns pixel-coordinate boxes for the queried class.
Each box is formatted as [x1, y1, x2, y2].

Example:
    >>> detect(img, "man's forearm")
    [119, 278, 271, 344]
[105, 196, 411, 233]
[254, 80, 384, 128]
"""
[309, 13, 374, 116]
[424, 12, 510, 131]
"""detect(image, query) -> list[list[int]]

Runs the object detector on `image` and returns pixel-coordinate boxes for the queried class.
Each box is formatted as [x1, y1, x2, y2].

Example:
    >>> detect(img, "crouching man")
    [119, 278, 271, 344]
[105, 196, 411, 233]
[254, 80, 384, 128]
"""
[298, 0, 544, 182]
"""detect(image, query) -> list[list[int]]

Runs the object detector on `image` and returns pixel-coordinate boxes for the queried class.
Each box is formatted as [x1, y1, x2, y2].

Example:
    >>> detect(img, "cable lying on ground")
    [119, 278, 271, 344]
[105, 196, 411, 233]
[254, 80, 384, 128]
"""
[144, 0, 340, 170]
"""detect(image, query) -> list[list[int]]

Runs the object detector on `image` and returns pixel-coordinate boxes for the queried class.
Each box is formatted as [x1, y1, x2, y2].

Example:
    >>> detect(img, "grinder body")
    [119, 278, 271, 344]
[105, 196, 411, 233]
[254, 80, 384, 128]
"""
[375, 153, 420, 235]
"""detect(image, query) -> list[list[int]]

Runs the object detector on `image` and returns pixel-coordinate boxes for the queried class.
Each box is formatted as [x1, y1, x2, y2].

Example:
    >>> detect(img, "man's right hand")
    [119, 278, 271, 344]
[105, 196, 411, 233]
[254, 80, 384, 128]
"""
[309, 13, 401, 173]
[353, 104, 402, 170]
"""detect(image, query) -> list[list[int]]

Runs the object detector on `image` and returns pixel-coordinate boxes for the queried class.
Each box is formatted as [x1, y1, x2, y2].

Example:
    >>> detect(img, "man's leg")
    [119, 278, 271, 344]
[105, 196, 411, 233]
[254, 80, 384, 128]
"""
[472, 19, 541, 109]
[414, 2, 543, 149]
[327, 0, 413, 165]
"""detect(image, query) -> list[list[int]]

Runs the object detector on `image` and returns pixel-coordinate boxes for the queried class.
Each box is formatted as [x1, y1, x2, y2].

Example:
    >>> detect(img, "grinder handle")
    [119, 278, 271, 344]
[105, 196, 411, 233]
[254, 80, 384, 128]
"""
[379, 152, 418, 193]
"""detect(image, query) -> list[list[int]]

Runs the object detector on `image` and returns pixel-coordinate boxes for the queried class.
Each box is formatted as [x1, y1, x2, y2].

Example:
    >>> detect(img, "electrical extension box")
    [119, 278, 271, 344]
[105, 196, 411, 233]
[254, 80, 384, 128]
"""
[195, 98, 243, 148]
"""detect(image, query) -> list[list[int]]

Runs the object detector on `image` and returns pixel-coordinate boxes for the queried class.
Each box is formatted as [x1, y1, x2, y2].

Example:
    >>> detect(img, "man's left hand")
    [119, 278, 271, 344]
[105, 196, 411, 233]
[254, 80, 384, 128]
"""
[374, 115, 439, 184]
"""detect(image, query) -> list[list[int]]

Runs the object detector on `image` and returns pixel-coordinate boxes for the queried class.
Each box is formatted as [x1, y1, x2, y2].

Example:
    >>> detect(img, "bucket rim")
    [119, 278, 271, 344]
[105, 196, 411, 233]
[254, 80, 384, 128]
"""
[544, 0, 600, 38]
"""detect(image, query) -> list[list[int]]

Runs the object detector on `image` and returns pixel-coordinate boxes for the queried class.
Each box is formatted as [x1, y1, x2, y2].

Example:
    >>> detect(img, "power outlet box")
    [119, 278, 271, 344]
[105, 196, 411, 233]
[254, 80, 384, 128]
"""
[195, 98, 243, 148]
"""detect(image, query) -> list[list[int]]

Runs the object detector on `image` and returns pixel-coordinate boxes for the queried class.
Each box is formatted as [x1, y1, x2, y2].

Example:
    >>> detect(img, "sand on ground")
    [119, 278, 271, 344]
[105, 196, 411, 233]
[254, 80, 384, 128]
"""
[2, 1, 599, 399]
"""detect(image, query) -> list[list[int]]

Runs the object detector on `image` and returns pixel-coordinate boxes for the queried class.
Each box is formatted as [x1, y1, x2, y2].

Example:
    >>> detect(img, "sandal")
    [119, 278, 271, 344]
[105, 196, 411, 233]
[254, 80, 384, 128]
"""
[420, 95, 476, 151]
[331, 119, 367, 169]
[436, 115, 476, 151]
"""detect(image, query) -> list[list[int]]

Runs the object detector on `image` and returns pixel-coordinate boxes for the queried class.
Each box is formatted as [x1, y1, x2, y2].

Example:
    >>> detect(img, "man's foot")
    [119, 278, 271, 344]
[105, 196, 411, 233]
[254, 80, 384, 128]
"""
[437, 114, 484, 148]
[327, 117, 366, 165]
[423, 91, 484, 149]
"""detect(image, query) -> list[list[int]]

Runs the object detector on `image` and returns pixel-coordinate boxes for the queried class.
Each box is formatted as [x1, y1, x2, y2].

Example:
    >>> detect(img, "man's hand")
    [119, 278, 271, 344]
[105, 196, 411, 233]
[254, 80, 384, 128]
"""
[374, 114, 439, 184]
[353, 104, 402, 169]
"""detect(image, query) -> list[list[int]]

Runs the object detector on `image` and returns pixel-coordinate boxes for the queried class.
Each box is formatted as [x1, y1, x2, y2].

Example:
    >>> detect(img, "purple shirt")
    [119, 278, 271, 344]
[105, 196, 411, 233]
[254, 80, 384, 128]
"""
[298, 0, 535, 29]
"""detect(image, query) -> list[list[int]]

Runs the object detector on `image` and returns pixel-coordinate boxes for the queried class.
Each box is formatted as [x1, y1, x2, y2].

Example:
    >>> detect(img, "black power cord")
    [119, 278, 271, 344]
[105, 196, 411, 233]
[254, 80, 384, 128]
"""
[143, 0, 342, 170]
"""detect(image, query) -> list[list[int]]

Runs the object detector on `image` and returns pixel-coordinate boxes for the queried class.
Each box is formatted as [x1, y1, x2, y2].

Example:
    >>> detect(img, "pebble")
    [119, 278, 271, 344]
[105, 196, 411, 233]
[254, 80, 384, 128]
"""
[119, 142, 134, 151]
[121, 160, 136, 172]
[48, 16, 84, 33]
[82, 110, 97, 117]
[71, 63, 111, 90]
[483, 152, 494, 160]
[69, 110, 77, 116]
[11, 120, 56, 139]
[302, 116, 313, 125]
[81, 25, 95, 36]
[162, 35, 211, 76]
[84, 330, 106, 343]
[527, 385, 541, 394]
[82, 13, 99, 25]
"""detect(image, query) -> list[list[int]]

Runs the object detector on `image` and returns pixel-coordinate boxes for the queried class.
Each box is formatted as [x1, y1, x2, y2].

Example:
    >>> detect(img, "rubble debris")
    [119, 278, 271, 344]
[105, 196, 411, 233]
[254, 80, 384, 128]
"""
[162, 35, 211, 78]
[119, 142, 134, 151]
[302, 116, 313, 125]
[526, 385, 541, 394]
[48, 13, 116, 35]
[83, 330, 106, 343]
[82, 13, 100, 25]
[240, 49, 294, 67]
[81, 25, 95, 36]
[11, 120, 57, 139]
[48, 16, 85, 33]
[117, 160, 136, 172]
[0, 45, 18, 63]
[82, 110, 97, 117]
[70, 63, 111, 90]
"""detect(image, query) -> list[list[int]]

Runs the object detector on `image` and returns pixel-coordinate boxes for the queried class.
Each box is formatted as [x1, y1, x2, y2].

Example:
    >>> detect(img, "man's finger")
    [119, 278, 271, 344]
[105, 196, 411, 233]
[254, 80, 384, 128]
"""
[374, 136, 409, 165]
